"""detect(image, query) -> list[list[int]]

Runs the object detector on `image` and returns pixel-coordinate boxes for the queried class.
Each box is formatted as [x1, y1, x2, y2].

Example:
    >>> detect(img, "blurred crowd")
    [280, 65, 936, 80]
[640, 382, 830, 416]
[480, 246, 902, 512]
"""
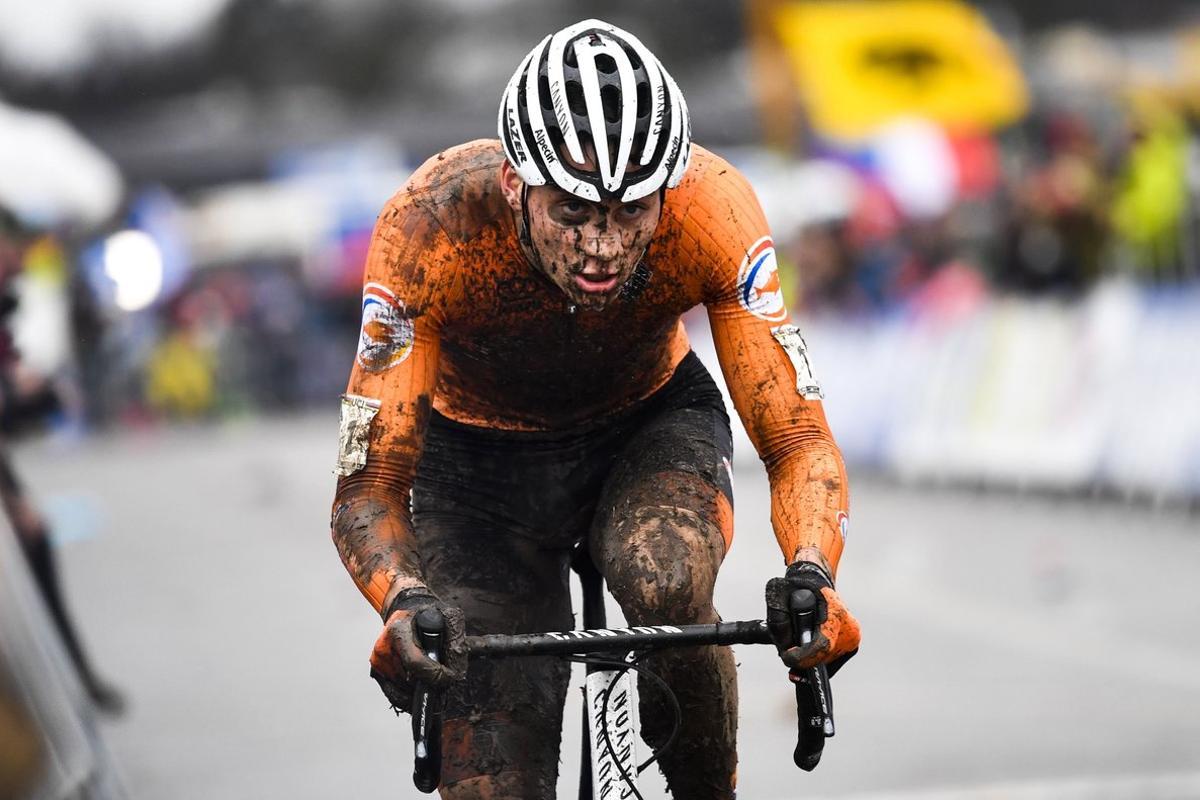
[763, 100, 1200, 320]
[0, 8, 1198, 430]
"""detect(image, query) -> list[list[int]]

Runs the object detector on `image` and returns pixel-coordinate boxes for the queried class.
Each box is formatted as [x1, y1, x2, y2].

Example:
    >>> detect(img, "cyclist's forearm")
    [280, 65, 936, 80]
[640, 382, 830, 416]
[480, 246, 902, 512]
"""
[706, 295, 850, 573]
[332, 473, 426, 617]
[764, 432, 849, 574]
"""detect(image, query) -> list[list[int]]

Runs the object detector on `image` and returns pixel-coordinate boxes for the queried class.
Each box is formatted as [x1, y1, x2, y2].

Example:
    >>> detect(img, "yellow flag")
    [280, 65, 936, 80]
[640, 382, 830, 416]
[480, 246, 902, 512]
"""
[773, 0, 1028, 140]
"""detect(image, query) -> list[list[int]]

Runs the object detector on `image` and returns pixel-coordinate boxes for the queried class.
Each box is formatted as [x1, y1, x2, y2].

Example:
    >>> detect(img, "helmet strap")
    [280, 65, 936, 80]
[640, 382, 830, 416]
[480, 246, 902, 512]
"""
[519, 183, 533, 246]
[518, 183, 550, 277]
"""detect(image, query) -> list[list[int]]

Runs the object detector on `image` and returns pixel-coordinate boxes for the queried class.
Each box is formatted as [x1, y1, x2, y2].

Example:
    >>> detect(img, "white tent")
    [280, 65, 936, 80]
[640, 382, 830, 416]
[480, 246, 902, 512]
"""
[0, 100, 123, 230]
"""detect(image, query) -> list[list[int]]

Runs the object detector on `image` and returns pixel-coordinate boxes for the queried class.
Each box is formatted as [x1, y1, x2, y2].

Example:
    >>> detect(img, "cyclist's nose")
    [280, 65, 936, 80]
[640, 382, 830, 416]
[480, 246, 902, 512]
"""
[579, 229, 622, 260]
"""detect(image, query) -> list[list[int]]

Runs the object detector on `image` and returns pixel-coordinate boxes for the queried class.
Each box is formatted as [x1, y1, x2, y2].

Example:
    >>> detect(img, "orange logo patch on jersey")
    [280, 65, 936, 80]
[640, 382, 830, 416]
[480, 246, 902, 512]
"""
[736, 236, 788, 322]
[356, 282, 414, 372]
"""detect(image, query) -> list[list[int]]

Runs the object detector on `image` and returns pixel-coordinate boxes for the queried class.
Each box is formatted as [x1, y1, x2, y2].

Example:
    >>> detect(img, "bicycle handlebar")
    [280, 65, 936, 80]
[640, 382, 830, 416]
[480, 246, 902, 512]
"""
[411, 608, 446, 794]
[788, 590, 835, 772]
[407, 618, 835, 793]
[466, 620, 772, 657]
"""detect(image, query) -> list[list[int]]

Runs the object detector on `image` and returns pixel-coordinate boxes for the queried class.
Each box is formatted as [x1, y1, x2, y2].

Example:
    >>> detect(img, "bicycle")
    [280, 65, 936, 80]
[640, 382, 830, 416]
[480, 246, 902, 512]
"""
[404, 554, 838, 798]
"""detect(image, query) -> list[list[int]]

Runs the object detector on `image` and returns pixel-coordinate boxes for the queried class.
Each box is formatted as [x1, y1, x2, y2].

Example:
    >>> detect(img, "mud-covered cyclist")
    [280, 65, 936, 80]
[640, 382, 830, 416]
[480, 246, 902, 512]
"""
[331, 19, 860, 799]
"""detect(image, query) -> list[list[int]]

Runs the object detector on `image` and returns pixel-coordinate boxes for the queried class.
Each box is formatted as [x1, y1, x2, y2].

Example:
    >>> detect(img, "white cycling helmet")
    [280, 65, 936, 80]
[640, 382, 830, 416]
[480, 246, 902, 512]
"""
[498, 19, 692, 203]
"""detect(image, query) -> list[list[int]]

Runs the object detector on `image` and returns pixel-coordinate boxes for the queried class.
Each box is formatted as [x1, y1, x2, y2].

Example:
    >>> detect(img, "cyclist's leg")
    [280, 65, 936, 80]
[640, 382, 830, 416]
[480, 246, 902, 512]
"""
[415, 522, 572, 800]
[412, 416, 588, 800]
[591, 401, 738, 800]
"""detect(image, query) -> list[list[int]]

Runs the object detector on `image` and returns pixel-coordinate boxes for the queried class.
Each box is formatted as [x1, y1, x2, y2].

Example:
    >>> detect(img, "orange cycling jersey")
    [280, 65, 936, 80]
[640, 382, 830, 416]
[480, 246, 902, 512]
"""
[335, 139, 849, 612]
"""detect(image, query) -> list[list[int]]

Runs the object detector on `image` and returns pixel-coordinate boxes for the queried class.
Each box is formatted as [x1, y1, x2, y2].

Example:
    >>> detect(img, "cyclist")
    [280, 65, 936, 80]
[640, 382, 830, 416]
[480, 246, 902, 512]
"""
[331, 19, 860, 799]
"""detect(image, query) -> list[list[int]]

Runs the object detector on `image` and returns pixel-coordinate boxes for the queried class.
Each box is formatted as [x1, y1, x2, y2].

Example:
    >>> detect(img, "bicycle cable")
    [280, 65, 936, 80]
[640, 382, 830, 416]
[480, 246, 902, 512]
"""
[567, 652, 683, 798]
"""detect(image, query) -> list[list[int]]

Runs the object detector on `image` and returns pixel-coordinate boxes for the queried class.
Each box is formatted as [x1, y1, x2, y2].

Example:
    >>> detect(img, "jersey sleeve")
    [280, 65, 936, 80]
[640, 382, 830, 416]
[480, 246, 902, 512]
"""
[681, 156, 850, 573]
[330, 184, 460, 614]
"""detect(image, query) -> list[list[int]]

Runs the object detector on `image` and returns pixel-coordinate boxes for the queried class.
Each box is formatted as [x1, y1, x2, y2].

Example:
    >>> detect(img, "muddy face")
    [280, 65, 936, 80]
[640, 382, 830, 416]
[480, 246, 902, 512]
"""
[499, 161, 661, 311]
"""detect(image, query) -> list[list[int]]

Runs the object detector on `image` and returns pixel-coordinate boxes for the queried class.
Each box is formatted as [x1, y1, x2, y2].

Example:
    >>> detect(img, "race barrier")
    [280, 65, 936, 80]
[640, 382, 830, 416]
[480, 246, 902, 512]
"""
[0, 523, 127, 798]
[696, 278, 1200, 502]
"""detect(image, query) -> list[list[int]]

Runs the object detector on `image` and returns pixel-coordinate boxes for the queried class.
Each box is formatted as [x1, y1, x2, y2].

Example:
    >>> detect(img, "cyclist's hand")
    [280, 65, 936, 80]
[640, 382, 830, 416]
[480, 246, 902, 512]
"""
[369, 592, 467, 713]
[765, 561, 860, 676]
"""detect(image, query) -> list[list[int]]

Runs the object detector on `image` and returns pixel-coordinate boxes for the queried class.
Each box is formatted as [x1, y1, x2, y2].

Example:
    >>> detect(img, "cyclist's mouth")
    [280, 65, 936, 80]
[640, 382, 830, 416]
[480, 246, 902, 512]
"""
[574, 272, 620, 294]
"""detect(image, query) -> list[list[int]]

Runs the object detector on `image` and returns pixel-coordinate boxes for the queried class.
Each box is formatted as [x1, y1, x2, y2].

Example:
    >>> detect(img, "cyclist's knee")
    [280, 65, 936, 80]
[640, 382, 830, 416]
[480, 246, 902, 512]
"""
[440, 709, 561, 798]
[599, 504, 723, 625]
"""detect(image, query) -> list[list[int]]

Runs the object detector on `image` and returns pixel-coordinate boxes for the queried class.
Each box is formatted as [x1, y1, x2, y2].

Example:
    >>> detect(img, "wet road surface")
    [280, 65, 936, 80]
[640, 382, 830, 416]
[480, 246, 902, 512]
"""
[15, 415, 1200, 798]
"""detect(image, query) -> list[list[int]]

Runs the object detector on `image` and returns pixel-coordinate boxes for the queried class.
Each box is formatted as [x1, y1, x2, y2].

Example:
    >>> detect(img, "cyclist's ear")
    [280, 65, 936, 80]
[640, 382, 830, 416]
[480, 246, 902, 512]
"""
[499, 160, 525, 213]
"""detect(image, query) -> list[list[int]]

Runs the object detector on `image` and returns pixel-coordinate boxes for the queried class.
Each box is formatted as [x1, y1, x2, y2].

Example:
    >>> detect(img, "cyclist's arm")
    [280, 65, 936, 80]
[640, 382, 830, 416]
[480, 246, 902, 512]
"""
[689, 159, 849, 574]
[330, 190, 456, 617]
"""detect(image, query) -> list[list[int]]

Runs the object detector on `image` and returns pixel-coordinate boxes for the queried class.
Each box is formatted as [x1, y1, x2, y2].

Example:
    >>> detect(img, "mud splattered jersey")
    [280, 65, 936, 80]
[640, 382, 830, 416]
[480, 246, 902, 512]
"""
[336, 140, 849, 611]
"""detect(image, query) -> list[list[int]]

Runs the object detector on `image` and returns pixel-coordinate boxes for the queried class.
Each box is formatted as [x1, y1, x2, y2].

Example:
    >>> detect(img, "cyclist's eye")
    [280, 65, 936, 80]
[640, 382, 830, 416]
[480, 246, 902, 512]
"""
[555, 201, 589, 223]
[619, 203, 647, 218]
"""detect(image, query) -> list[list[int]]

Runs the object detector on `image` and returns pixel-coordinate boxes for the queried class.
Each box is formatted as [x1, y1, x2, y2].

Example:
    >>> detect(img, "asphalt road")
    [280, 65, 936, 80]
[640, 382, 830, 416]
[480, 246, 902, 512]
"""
[13, 414, 1200, 799]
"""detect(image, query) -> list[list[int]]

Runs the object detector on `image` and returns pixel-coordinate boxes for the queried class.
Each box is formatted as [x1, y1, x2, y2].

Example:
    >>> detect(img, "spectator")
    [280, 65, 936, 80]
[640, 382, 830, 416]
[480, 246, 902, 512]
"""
[0, 206, 125, 716]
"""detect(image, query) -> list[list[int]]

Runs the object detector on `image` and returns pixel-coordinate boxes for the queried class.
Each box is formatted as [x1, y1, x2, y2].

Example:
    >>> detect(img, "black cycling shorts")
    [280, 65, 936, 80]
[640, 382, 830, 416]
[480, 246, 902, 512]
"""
[410, 349, 734, 787]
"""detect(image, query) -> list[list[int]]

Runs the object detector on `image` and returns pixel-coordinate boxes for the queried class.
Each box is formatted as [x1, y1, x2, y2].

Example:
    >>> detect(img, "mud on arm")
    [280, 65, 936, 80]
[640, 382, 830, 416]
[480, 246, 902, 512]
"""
[708, 301, 849, 574]
[330, 188, 457, 617]
[689, 160, 850, 574]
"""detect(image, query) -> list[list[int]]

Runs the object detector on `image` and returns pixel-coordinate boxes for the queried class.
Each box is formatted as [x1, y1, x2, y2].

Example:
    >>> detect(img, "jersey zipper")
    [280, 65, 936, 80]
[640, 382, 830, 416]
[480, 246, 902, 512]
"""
[566, 301, 578, 352]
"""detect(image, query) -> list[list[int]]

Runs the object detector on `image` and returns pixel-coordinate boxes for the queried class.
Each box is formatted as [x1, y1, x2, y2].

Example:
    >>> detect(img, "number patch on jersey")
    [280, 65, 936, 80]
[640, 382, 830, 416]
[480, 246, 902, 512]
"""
[357, 283, 415, 372]
[770, 324, 823, 400]
[737, 236, 788, 322]
[335, 394, 381, 476]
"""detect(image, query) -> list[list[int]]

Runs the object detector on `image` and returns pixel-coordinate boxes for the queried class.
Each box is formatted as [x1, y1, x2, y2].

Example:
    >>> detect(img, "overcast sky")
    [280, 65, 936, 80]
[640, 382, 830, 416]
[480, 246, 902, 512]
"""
[0, 0, 232, 74]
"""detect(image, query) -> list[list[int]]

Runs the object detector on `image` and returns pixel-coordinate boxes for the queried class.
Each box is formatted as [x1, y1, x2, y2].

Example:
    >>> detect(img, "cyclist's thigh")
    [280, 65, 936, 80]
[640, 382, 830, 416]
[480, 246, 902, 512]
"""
[413, 438, 575, 795]
[590, 401, 734, 622]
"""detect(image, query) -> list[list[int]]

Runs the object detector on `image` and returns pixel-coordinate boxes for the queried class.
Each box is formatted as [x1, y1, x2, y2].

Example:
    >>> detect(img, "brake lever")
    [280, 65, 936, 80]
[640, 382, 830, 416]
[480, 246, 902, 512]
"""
[789, 588, 835, 771]
[412, 607, 446, 794]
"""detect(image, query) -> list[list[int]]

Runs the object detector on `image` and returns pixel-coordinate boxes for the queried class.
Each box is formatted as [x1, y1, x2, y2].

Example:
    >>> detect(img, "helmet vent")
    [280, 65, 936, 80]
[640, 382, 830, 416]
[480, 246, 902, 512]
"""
[566, 81, 587, 116]
[636, 83, 651, 119]
[631, 132, 647, 158]
[595, 53, 618, 75]
[600, 84, 621, 123]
